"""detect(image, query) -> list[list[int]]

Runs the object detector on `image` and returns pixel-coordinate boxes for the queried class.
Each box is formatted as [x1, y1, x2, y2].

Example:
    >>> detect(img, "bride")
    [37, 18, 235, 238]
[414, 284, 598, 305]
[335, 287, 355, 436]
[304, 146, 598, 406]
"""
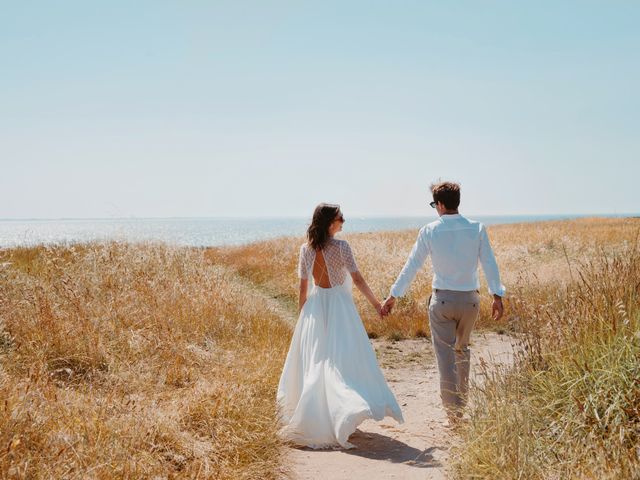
[277, 203, 404, 449]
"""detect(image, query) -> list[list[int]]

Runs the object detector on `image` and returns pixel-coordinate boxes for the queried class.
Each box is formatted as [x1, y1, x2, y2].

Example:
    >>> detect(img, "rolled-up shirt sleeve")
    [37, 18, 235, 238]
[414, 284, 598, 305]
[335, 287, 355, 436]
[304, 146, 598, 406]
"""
[390, 227, 430, 298]
[478, 224, 506, 297]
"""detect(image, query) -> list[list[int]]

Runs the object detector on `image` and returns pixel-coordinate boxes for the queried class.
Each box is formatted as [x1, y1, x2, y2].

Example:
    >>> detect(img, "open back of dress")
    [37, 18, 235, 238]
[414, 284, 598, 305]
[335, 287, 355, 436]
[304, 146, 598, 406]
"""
[298, 238, 358, 290]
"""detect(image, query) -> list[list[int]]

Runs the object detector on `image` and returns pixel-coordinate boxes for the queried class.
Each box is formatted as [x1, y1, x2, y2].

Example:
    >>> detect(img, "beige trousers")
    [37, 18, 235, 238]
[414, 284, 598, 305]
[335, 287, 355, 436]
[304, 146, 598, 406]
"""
[428, 289, 481, 415]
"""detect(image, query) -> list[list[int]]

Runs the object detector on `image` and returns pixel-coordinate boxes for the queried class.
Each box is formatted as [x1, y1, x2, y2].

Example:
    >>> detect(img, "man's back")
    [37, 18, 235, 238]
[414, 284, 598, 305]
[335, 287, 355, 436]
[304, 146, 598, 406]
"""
[428, 214, 482, 291]
[390, 214, 505, 297]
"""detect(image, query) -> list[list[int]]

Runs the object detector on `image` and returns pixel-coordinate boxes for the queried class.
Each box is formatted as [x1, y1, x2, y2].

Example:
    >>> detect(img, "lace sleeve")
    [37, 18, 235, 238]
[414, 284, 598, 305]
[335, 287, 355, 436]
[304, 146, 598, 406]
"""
[340, 241, 359, 273]
[297, 244, 310, 279]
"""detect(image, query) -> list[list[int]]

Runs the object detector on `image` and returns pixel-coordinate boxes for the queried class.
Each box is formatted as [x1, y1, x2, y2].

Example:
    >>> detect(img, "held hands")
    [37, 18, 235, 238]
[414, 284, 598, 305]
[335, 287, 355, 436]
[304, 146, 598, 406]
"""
[373, 296, 395, 319]
[381, 296, 396, 317]
[492, 295, 504, 321]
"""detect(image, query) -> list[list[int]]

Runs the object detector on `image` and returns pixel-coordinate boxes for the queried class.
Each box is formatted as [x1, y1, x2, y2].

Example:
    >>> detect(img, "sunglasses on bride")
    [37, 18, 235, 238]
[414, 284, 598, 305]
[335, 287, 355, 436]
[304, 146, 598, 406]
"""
[334, 214, 345, 223]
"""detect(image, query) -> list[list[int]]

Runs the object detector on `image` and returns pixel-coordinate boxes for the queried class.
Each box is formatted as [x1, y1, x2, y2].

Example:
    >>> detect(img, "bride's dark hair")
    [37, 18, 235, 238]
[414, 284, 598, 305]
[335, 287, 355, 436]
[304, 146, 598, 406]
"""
[307, 203, 341, 250]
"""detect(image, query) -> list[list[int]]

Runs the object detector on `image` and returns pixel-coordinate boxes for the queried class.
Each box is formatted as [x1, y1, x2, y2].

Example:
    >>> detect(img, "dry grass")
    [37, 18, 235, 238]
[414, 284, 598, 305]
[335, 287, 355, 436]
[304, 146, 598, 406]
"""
[0, 242, 291, 479]
[452, 227, 640, 479]
[206, 217, 640, 338]
[1, 217, 638, 479]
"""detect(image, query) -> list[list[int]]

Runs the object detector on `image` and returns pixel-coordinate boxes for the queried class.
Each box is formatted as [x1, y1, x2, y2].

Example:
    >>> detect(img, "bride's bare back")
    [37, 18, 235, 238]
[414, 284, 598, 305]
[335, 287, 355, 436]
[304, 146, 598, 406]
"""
[312, 249, 332, 288]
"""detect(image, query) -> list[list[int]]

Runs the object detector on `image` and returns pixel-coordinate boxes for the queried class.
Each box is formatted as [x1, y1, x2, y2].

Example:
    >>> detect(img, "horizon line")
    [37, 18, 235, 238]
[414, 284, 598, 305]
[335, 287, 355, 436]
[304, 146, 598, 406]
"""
[1, 213, 639, 222]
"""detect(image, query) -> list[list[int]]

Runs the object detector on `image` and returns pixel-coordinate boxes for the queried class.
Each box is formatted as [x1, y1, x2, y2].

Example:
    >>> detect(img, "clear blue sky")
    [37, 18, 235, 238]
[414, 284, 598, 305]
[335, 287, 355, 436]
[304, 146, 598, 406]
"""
[1, 1, 639, 218]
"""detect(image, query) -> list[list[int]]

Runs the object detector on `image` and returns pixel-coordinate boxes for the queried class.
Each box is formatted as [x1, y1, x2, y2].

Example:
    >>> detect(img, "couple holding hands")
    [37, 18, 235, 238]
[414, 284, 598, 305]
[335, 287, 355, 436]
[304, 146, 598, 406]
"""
[277, 181, 505, 449]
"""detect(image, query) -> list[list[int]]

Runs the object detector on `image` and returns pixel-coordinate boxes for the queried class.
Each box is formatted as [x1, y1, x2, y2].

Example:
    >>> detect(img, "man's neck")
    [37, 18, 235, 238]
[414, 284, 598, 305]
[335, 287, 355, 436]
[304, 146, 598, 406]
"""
[441, 210, 459, 216]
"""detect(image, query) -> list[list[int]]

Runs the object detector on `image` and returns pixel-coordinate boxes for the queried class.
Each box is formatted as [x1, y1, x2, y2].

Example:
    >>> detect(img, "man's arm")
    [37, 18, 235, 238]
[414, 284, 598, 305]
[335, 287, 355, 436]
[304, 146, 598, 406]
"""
[479, 225, 505, 321]
[478, 224, 505, 296]
[384, 228, 430, 314]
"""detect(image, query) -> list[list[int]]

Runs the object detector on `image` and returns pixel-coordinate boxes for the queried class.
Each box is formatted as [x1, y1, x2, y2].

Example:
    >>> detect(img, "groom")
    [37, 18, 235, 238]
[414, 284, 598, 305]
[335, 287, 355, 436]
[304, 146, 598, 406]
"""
[382, 181, 505, 424]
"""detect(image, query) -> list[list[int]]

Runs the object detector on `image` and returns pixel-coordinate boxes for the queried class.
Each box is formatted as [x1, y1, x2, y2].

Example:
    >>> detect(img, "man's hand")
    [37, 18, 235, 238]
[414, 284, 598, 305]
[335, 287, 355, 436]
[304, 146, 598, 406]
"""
[381, 296, 396, 316]
[491, 295, 504, 321]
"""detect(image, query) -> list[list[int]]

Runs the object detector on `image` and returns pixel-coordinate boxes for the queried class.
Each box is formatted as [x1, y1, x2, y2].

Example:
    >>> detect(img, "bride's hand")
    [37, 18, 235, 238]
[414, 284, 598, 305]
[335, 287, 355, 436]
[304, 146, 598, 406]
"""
[374, 302, 384, 319]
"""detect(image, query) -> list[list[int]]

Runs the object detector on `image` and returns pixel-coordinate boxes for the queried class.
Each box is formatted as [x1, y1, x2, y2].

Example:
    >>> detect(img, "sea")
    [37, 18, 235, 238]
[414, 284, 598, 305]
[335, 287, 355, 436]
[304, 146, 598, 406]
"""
[0, 214, 635, 249]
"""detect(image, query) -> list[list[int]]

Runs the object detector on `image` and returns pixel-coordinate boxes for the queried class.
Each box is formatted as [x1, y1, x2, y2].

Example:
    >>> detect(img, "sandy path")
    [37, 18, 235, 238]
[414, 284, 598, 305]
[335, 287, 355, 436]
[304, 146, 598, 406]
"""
[284, 332, 516, 480]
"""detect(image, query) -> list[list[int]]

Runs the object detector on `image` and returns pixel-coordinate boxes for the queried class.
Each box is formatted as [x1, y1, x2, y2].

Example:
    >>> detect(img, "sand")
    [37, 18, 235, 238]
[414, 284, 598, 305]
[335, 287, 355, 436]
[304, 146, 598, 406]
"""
[283, 332, 516, 480]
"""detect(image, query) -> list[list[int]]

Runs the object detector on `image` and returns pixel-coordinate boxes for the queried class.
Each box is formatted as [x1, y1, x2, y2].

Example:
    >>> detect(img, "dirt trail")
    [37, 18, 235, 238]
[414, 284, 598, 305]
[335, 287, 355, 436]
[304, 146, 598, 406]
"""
[284, 332, 516, 480]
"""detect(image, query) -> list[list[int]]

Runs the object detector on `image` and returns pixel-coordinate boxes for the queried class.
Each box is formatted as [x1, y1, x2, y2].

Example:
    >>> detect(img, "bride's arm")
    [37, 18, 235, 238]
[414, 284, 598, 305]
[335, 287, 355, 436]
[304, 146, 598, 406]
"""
[351, 271, 382, 316]
[298, 278, 308, 313]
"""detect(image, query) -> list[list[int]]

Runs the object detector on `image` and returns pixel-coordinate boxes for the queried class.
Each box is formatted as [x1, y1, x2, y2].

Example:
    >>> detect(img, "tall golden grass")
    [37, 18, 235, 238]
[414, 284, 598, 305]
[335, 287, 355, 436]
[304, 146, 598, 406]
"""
[1, 217, 638, 478]
[0, 242, 291, 479]
[452, 226, 640, 478]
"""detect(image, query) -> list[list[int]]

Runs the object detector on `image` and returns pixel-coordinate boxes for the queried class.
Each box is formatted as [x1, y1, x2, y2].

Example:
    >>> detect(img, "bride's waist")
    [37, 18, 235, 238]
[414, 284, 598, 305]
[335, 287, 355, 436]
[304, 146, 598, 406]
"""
[310, 283, 350, 293]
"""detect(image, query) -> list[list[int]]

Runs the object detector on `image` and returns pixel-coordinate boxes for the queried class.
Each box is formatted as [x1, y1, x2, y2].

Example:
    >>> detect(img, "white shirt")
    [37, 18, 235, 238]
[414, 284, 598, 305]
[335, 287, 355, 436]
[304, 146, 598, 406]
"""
[390, 214, 506, 298]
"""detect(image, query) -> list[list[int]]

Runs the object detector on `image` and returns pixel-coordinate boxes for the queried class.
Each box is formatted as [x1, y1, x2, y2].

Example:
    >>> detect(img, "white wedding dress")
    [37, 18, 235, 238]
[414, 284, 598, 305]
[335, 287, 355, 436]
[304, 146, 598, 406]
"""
[277, 238, 404, 449]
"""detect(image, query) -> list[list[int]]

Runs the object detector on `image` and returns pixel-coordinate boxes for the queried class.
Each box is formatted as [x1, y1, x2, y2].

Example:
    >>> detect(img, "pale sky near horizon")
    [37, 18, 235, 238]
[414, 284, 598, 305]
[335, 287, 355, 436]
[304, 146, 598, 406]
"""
[1, 1, 639, 219]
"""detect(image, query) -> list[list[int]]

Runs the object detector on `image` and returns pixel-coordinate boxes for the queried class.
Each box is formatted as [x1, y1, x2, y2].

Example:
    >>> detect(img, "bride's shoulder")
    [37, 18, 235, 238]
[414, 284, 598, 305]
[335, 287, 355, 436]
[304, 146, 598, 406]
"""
[300, 241, 319, 252]
[333, 238, 352, 249]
